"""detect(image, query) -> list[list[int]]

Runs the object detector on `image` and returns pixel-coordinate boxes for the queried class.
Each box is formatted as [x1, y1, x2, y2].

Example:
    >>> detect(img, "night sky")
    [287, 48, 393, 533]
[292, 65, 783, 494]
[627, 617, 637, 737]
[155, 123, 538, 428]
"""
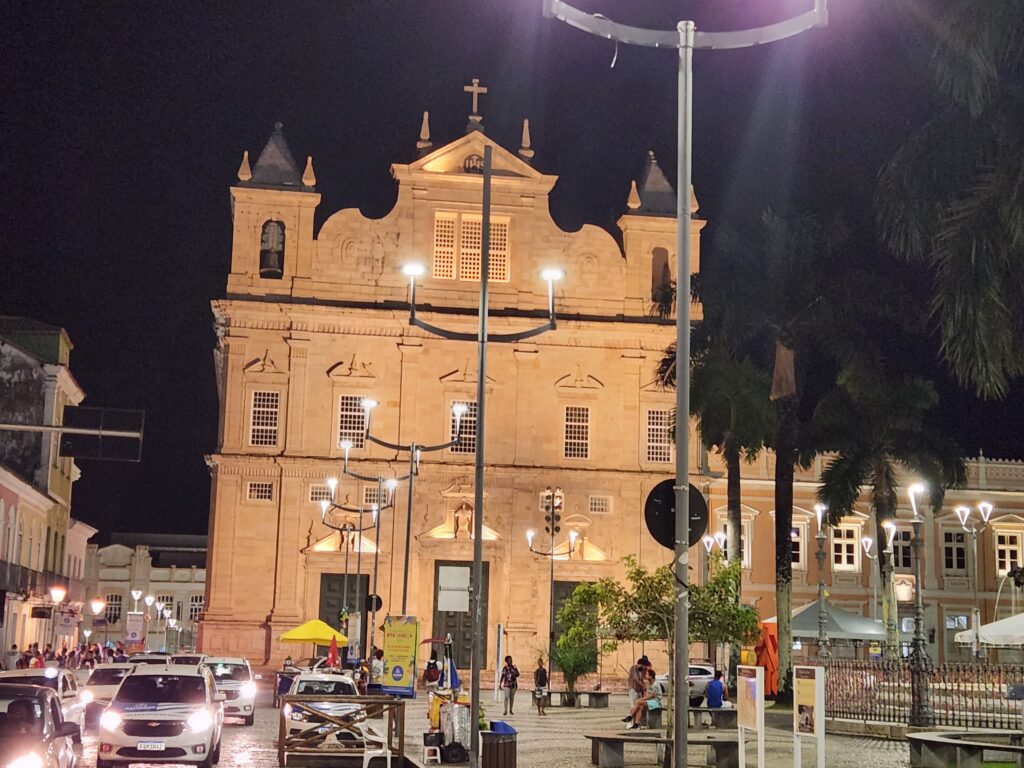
[4, 1, 1022, 538]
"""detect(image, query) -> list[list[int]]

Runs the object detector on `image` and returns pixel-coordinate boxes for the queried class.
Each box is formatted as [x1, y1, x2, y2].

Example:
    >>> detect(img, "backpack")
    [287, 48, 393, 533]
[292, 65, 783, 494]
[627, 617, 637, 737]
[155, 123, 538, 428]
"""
[425, 661, 440, 682]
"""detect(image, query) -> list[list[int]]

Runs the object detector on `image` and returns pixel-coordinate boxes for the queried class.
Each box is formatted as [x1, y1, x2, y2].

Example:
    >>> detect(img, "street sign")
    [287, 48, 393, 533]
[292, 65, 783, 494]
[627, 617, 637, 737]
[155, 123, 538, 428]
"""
[644, 479, 708, 550]
[58, 406, 145, 462]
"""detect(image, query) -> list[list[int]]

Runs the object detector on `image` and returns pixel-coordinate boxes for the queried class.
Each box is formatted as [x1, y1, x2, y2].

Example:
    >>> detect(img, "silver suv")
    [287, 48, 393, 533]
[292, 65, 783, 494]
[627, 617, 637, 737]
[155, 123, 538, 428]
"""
[656, 663, 717, 707]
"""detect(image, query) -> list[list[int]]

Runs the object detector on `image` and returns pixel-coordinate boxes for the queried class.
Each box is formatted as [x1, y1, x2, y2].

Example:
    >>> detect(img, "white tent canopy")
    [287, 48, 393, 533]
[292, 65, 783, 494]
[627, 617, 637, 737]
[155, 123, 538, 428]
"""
[954, 612, 1024, 647]
[765, 600, 887, 642]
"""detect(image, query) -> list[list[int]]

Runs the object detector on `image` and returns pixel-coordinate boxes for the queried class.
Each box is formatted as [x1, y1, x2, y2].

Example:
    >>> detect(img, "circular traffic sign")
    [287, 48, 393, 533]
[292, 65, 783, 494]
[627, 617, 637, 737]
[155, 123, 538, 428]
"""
[644, 479, 709, 550]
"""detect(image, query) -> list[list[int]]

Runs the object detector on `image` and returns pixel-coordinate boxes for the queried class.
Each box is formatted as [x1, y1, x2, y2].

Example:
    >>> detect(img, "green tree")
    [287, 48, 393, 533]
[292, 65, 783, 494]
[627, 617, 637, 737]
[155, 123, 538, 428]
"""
[813, 361, 965, 657]
[876, 0, 1024, 398]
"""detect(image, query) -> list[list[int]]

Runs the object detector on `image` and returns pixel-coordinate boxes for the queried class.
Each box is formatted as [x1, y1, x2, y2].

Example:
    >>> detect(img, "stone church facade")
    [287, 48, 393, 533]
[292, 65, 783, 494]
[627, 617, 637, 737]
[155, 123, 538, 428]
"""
[200, 107, 704, 673]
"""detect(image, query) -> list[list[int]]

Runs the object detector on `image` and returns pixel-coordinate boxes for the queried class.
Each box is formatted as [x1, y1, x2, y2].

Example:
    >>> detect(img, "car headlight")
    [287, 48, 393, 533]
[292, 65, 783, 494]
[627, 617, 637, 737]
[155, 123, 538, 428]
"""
[240, 680, 257, 698]
[6, 754, 44, 768]
[99, 710, 122, 731]
[187, 709, 214, 733]
[80, 690, 95, 704]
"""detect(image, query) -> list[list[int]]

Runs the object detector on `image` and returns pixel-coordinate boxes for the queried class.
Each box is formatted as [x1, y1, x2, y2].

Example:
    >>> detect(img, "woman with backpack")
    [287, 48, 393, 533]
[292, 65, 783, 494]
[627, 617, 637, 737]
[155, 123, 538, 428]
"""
[423, 649, 441, 691]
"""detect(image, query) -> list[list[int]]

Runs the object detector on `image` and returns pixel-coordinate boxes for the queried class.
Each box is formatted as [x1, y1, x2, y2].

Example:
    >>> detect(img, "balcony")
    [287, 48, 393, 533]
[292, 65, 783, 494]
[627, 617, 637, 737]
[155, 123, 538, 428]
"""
[0, 560, 70, 599]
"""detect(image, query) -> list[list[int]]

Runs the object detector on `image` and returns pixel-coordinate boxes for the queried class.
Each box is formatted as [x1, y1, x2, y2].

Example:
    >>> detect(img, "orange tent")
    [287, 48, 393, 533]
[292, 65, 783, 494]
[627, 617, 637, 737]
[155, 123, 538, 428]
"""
[754, 622, 779, 697]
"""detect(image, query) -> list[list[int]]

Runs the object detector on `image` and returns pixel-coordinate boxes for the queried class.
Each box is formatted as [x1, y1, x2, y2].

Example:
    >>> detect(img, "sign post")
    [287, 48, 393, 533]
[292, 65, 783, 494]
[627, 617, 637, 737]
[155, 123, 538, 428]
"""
[793, 666, 825, 767]
[381, 615, 419, 697]
[737, 665, 765, 767]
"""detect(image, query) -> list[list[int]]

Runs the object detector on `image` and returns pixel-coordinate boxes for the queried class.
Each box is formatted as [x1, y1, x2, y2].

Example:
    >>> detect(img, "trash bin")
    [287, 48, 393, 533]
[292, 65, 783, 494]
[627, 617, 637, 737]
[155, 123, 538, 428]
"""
[481, 721, 516, 768]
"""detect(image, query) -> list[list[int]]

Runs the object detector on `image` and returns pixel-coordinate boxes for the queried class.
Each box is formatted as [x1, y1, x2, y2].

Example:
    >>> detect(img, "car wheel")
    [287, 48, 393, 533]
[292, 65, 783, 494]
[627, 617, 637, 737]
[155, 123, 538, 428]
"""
[243, 714, 255, 726]
[96, 758, 114, 768]
[212, 738, 222, 763]
[199, 752, 215, 768]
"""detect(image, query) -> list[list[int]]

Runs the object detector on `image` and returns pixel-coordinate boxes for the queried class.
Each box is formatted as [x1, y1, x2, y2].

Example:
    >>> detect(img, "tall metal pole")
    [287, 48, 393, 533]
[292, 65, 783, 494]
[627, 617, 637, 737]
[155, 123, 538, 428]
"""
[549, 508, 556, 649]
[909, 515, 931, 726]
[816, 528, 830, 658]
[468, 145, 493, 768]
[401, 446, 416, 615]
[971, 527, 981, 656]
[673, 21, 694, 768]
[369, 477, 384, 660]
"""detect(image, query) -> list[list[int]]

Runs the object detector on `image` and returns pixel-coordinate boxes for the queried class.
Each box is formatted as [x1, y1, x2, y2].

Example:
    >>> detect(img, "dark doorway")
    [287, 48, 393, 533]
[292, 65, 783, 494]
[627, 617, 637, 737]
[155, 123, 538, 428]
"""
[319, 572, 369, 659]
[433, 560, 489, 668]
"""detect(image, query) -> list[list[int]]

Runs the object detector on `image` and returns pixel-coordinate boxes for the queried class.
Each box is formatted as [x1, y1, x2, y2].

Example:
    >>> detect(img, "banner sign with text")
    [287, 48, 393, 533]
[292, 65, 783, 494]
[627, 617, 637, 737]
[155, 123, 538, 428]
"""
[737, 665, 765, 768]
[793, 665, 825, 768]
[381, 615, 418, 698]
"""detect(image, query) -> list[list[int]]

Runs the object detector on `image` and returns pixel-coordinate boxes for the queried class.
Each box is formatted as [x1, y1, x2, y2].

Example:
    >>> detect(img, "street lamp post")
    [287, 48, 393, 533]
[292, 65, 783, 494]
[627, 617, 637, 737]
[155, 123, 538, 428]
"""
[881, 520, 899, 659]
[49, 585, 67, 653]
[862, 538, 878, 623]
[907, 483, 932, 727]
[813, 505, 830, 659]
[402, 145, 563, 768]
[90, 597, 106, 648]
[525, 488, 577, 653]
[541, 6, 828, 760]
[163, 607, 172, 652]
[956, 501, 993, 657]
[130, 590, 142, 614]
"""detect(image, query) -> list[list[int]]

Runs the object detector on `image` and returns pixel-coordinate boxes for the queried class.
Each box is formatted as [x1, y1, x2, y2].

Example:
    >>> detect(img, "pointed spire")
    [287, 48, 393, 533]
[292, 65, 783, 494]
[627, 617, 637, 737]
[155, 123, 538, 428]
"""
[248, 121, 303, 188]
[416, 111, 433, 155]
[302, 155, 316, 188]
[518, 118, 535, 162]
[627, 180, 641, 210]
[237, 151, 252, 182]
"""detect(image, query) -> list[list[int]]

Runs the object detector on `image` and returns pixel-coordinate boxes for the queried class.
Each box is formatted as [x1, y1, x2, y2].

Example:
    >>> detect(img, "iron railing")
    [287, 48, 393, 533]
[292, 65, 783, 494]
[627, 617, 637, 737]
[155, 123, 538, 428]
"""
[821, 659, 1024, 728]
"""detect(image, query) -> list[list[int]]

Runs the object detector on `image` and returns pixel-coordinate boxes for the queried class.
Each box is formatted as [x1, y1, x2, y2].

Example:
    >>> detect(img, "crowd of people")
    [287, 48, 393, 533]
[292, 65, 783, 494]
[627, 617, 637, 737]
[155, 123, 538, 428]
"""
[2, 641, 129, 670]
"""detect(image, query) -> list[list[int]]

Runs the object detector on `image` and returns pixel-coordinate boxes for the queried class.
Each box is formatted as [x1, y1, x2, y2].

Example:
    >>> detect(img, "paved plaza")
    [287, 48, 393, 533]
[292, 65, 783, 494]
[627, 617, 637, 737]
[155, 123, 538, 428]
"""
[73, 685, 912, 768]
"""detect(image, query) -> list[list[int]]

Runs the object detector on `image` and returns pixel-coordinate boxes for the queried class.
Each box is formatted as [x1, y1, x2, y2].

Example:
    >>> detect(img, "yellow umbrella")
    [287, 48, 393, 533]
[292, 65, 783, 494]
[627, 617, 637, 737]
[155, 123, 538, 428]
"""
[279, 619, 348, 646]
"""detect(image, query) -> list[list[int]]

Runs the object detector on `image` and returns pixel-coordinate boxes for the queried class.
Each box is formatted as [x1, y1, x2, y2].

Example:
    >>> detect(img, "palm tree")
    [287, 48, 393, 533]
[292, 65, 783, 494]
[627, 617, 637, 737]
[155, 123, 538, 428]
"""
[814, 362, 965, 657]
[876, 0, 1024, 399]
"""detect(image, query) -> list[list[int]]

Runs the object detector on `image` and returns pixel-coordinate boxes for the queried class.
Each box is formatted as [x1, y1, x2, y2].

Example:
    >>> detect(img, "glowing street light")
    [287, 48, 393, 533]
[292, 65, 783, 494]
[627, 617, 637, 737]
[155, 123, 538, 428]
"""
[49, 586, 67, 604]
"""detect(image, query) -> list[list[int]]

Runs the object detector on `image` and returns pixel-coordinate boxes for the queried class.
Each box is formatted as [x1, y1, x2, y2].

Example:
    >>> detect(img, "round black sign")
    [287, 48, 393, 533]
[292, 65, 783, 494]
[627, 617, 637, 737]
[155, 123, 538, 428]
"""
[644, 479, 709, 550]
[365, 594, 383, 613]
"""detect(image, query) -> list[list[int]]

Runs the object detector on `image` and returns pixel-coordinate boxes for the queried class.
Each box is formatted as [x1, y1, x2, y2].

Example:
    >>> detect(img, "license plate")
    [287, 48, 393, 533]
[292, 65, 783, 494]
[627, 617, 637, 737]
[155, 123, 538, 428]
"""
[137, 741, 166, 751]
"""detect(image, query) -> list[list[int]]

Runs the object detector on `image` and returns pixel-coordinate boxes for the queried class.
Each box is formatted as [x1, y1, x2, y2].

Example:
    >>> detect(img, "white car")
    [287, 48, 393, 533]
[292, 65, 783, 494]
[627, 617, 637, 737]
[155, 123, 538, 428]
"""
[0, 683, 80, 768]
[81, 663, 135, 728]
[657, 663, 718, 707]
[169, 654, 207, 668]
[97, 664, 224, 768]
[202, 658, 258, 726]
[0, 668, 86, 742]
[127, 653, 172, 666]
[282, 672, 360, 737]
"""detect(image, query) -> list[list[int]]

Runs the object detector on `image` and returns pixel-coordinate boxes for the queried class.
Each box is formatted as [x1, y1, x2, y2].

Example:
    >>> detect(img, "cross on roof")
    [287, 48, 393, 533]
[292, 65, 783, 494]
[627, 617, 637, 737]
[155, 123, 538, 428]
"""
[464, 78, 488, 117]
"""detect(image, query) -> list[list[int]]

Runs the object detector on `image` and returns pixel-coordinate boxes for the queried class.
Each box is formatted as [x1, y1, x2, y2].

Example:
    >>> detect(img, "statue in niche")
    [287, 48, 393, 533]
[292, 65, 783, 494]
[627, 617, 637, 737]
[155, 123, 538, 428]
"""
[453, 502, 473, 539]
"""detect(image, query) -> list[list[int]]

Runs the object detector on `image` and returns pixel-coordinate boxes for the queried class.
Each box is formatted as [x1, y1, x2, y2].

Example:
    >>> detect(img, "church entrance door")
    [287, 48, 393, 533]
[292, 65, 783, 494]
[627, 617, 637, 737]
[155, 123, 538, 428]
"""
[318, 572, 369, 659]
[432, 560, 488, 668]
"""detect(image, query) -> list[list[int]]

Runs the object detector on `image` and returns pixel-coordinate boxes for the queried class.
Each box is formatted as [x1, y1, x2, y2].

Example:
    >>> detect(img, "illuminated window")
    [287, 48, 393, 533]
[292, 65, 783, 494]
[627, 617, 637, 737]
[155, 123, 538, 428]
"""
[646, 409, 673, 463]
[943, 530, 967, 573]
[105, 594, 122, 625]
[791, 526, 804, 568]
[338, 395, 368, 449]
[249, 391, 280, 446]
[564, 406, 590, 459]
[432, 212, 510, 282]
[892, 529, 913, 569]
[309, 484, 331, 503]
[832, 525, 860, 571]
[996, 531, 1022, 575]
[450, 401, 477, 454]
[247, 482, 273, 501]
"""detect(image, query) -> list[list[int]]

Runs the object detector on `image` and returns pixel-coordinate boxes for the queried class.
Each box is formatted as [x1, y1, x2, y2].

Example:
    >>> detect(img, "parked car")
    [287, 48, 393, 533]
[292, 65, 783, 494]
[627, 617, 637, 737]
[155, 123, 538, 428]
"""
[282, 672, 360, 737]
[283, 657, 328, 673]
[96, 663, 224, 768]
[169, 654, 207, 667]
[127, 652, 172, 666]
[0, 682, 80, 768]
[80, 663, 136, 728]
[202, 657, 259, 726]
[656, 662, 718, 707]
[0, 668, 87, 742]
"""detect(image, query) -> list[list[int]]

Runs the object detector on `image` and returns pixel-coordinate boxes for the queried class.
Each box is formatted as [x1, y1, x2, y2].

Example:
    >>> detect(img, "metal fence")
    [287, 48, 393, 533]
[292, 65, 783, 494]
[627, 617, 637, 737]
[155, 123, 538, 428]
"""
[822, 659, 1024, 728]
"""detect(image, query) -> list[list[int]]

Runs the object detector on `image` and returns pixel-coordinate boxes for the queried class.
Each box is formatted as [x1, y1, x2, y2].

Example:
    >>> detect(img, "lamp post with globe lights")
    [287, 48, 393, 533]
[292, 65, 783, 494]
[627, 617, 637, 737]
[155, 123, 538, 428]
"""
[906, 483, 932, 726]
[813, 504, 831, 658]
[956, 500, 994, 656]
[541, 3, 828, 760]
[881, 520, 899, 658]
[130, 589, 142, 613]
[862, 537, 879, 622]
[525, 487, 580, 653]
[401, 145, 565, 766]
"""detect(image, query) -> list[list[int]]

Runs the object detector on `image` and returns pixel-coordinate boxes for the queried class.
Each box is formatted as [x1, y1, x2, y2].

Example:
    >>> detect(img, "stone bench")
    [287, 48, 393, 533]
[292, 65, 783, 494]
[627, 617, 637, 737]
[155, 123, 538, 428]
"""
[909, 730, 1024, 768]
[584, 730, 738, 768]
[688, 706, 738, 729]
[543, 689, 611, 708]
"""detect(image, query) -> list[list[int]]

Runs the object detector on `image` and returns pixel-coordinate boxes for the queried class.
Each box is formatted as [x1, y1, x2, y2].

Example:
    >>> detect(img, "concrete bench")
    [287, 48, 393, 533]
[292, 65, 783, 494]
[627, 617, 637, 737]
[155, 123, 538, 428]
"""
[544, 689, 611, 708]
[909, 730, 1024, 768]
[688, 706, 738, 729]
[584, 730, 738, 768]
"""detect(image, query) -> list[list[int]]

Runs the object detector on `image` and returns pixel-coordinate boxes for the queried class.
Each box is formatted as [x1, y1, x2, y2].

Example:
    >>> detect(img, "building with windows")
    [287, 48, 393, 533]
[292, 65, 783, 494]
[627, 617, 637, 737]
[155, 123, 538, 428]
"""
[84, 534, 206, 650]
[201, 99, 698, 670]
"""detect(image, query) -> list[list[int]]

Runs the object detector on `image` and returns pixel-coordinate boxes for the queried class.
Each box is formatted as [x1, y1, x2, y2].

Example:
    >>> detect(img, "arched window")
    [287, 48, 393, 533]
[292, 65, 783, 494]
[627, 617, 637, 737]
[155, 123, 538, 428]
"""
[651, 247, 673, 319]
[259, 221, 285, 279]
[105, 593, 123, 625]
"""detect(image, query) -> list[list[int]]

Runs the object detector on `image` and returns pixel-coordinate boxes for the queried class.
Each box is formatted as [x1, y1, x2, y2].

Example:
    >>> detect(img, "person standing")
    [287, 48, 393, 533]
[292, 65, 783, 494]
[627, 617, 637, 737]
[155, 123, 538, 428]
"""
[500, 655, 520, 716]
[423, 650, 441, 692]
[4, 645, 18, 671]
[533, 657, 548, 716]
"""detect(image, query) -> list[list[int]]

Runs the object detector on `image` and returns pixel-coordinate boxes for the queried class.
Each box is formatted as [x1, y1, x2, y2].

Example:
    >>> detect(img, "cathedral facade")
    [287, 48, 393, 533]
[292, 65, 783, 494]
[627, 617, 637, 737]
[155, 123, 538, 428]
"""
[200, 104, 703, 673]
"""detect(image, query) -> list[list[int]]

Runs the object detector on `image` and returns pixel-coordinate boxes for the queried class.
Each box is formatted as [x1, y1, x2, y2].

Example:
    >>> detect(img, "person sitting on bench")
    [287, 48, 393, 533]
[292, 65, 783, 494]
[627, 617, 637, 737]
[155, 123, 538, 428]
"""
[624, 668, 663, 729]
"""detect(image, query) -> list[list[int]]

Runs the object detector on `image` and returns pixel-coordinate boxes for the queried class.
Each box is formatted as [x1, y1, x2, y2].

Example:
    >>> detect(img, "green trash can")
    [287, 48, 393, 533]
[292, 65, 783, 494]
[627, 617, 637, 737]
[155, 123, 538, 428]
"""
[481, 721, 517, 768]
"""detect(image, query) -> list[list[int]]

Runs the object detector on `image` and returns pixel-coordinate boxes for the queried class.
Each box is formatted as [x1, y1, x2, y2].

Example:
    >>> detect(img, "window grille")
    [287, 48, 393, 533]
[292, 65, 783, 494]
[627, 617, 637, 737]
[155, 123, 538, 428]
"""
[996, 531, 1022, 575]
[564, 406, 590, 459]
[247, 481, 273, 501]
[338, 394, 367, 449]
[459, 217, 482, 281]
[249, 391, 280, 446]
[434, 212, 511, 282]
[489, 220, 510, 281]
[791, 527, 803, 567]
[189, 595, 204, 622]
[589, 496, 612, 516]
[309, 484, 332, 503]
[433, 213, 457, 279]
[943, 530, 967, 572]
[363, 485, 380, 507]
[450, 401, 477, 454]
[646, 410, 673, 463]
[105, 594, 122, 625]
[892, 529, 913, 569]
[832, 526, 858, 570]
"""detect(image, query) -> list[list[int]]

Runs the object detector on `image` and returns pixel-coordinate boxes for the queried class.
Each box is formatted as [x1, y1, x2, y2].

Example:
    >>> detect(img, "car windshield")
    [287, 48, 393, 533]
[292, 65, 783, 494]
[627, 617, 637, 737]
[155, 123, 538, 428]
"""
[116, 675, 207, 704]
[296, 680, 356, 696]
[2, 676, 57, 691]
[88, 668, 130, 686]
[205, 664, 249, 682]
[0, 695, 45, 740]
[132, 658, 170, 665]
[172, 656, 203, 665]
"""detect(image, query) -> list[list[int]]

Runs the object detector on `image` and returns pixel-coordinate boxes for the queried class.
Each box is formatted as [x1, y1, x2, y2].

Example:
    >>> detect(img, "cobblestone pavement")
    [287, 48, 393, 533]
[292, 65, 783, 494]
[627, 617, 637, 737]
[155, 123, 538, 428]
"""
[72, 687, 911, 767]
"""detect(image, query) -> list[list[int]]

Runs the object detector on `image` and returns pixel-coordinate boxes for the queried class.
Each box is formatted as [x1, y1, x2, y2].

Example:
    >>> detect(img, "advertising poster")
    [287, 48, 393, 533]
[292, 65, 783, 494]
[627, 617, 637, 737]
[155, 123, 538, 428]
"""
[124, 612, 144, 645]
[737, 665, 760, 731]
[381, 615, 419, 697]
[794, 667, 818, 735]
